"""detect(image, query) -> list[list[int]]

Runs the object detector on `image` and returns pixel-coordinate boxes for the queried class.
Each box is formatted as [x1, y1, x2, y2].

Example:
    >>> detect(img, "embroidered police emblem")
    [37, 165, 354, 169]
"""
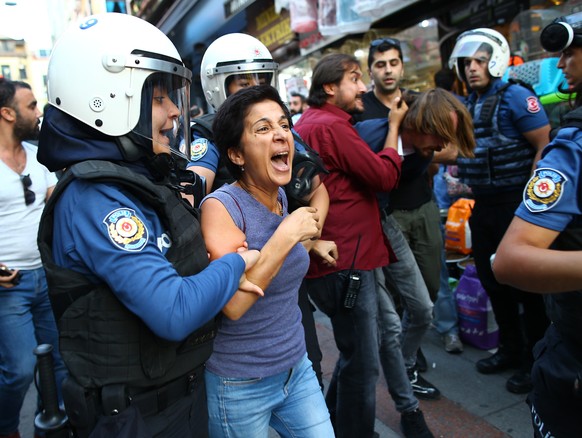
[526, 96, 541, 113]
[104, 208, 148, 251]
[190, 138, 208, 161]
[524, 168, 567, 213]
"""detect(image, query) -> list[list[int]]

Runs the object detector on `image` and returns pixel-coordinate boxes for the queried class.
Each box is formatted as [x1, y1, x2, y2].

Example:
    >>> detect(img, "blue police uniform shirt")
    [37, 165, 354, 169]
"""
[469, 79, 548, 138]
[188, 131, 220, 171]
[516, 126, 582, 231]
[51, 175, 246, 342]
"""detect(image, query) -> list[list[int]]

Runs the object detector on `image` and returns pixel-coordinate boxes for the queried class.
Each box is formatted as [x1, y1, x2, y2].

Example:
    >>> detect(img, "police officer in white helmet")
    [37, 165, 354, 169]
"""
[449, 28, 551, 394]
[37, 14, 262, 437]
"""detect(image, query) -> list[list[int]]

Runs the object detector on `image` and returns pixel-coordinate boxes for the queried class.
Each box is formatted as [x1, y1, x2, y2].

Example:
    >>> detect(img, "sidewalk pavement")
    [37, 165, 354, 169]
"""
[20, 309, 532, 438]
[314, 308, 532, 438]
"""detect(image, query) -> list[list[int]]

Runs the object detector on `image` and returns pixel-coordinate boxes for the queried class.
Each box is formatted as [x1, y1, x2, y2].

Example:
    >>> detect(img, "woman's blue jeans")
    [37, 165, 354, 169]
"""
[205, 353, 333, 438]
[0, 267, 67, 434]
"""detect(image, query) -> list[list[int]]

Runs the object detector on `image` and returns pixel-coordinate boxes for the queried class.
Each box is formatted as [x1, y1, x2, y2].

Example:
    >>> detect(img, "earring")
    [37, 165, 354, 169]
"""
[241, 165, 245, 172]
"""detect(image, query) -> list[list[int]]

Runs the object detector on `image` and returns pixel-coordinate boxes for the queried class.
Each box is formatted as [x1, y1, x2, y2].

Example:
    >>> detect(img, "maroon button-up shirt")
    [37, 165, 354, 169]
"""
[295, 103, 401, 278]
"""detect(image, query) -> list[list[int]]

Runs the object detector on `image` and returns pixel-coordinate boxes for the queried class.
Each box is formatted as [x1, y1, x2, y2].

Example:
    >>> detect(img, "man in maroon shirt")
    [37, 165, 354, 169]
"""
[295, 53, 418, 438]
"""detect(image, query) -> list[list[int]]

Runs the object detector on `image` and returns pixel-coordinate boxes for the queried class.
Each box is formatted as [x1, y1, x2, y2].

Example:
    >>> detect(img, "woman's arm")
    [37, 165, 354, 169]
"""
[494, 216, 582, 293]
[301, 180, 329, 251]
[201, 197, 320, 320]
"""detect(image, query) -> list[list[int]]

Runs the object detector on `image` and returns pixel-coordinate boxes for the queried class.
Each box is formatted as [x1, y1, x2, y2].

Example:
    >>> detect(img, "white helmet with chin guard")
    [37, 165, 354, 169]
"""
[201, 33, 279, 110]
[448, 28, 510, 83]
[47, 13, 192, 160]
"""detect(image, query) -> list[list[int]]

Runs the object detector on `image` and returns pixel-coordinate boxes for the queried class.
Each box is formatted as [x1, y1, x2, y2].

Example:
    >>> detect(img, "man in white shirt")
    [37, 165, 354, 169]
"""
[0, 78, 66, 438]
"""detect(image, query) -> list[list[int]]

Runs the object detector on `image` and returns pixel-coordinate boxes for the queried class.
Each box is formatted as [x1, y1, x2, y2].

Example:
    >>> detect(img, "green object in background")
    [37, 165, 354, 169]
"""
[539, 92, 574, 105]
[449, 277, 459, 292]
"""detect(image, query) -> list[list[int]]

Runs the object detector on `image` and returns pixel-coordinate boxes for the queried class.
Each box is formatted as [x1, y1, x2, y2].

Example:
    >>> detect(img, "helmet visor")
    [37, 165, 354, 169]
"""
[133, 72, 191, 162]
[224, 72, 276, 97]
[449, 40, 492, 68]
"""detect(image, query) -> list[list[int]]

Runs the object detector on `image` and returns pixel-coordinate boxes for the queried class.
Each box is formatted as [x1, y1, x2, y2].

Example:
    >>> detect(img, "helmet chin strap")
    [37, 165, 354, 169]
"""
[116, 130, 191, 182]
[115, 134, 173, 180]
[116, 135, 146, 162]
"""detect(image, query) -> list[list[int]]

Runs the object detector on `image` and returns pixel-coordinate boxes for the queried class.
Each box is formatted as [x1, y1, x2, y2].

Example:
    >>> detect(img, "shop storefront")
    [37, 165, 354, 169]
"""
[137, 0, 582, 112]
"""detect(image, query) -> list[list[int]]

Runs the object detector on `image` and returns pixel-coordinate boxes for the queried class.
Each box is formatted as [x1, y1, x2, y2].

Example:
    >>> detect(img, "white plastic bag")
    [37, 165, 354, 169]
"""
[352, 0, 414, 17]
[319, 0, 372, 36]
[290, 0, 318, 34]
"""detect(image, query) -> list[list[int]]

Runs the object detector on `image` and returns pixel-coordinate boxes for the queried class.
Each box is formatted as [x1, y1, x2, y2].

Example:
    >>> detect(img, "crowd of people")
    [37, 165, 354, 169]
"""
[1, 9, 581, 438]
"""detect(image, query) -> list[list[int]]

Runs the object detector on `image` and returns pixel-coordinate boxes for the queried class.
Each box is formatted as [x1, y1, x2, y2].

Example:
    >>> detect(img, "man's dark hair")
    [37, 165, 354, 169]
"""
[0, 78, 33, 120]
[0, 78, 31, 110]
[367, 39, 403, 70]
[213, 84, 291, 180]
[307, 53, 360, 108]
[434, 68, 457, 92]
[290, 92, 306, 104]
[0, 78, 16, 109]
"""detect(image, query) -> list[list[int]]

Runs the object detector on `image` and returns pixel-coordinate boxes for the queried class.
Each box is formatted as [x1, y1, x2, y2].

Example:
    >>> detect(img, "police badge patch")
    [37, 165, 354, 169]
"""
[190, 138, 208, 161]
[526, 96, 541, 114]
[524, 168, 567, 213]
[104, 208, 148, 251]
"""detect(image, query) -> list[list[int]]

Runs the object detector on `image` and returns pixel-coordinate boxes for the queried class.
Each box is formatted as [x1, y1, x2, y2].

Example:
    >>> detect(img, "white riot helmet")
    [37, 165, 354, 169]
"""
[448, 28, 510, 83]
[47, 13, 192, 161]
[201, 33, 278, 110]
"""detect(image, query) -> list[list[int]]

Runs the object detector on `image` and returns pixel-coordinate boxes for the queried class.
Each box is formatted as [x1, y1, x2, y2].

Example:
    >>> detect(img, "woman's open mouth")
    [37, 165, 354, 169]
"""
[271, 151, 290, 171]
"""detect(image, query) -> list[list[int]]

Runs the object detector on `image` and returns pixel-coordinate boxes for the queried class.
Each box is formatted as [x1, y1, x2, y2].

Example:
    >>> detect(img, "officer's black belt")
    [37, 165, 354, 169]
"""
[102, 365, 204, 418]
[132, 366, 203, 417]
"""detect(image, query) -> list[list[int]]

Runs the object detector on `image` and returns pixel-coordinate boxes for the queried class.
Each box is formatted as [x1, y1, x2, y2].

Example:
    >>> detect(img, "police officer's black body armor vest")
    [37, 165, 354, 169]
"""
[458, 80, 536, 193]
[38, 160, 215, 389]
[544, 107, 582, 350]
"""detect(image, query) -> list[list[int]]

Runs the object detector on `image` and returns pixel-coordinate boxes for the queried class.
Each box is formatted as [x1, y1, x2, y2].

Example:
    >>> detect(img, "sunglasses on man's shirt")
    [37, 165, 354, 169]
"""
[21, 174, 36, 206]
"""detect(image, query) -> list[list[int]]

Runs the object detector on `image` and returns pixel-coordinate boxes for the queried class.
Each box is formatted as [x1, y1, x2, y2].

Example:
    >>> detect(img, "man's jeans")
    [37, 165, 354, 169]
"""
[391, 200, 442, 299]
[382, 214, 433, 369]
[206, 353, 333, 438]
[0, 267, 67, 434]
[375, 268, 419, 414]
[306, 270, 379, 438]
